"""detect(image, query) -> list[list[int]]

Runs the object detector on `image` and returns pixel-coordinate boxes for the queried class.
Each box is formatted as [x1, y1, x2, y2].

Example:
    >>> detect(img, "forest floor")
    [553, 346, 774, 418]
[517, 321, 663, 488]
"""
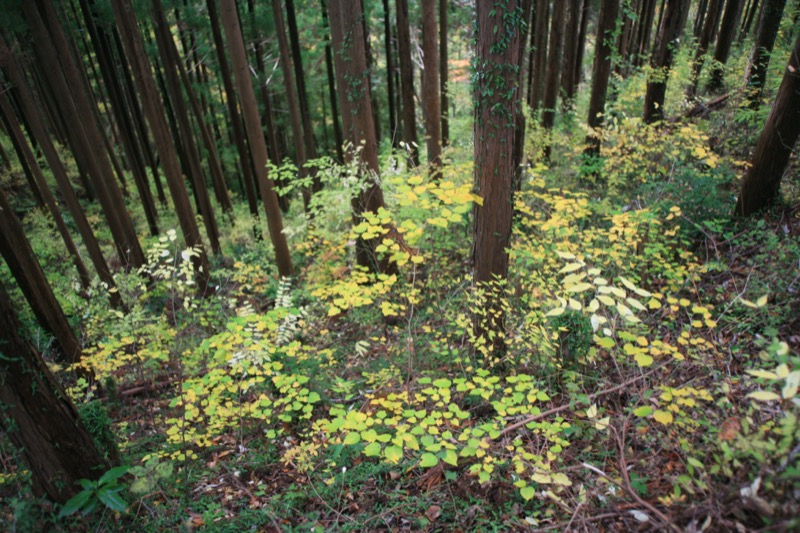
[1, 43, 800, 533]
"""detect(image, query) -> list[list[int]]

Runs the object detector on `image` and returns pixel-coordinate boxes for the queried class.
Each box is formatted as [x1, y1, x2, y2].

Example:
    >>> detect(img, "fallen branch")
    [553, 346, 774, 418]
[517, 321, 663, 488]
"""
[685, 94, 729, 118]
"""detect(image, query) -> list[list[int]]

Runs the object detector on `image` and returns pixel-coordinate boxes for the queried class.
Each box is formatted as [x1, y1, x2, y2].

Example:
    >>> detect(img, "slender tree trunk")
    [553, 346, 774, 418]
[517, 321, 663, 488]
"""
[328, 0, 391, 273]
[530, 0, 550, 111]
[0, 188, 83, 365]
[473, 0, 523, 352]
[440, 0, 449, 147]
[644, 0, 691, 123]
[739, 0, 762, 41]
[0, 37, 121, 307]
[421, 0, 442, 174]
[574, 0, 589, 84]
[0, 280, 112, 503]
[586, 0, 621, 156]
[207, 0, 260, 218]
[220, 0, 293, 277]
[736, 31, 800, 216]
[689, 0, 724, 96]
[320, 0, 344, 162]
[694, 0, 709, 38]
[285, 0, 319, 169]
[396, 0, 420, 166]
[746, 0, 787, 107]
[708, 0, 745, 92]
[561, 0, 582, 107]
[635, 0, 658, 66]
[25, 0, 145, 268]
[542, 0, 568, 158]
[0, 93, 91, 289]
[112, 0, 212, 289]
[382, 0, 398, 147]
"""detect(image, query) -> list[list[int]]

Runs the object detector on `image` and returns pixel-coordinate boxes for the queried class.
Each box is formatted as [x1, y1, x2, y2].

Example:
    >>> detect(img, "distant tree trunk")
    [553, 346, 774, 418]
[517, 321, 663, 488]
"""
[735, 31, 800, 216]
[473, 0, 523, 351]
[746, 0, 787, 107]
[320, 0, 344, 162]
[421, 0, 442, 174]
[0, 37, 121, 307]
[634, 0, 658, 66]
[561, 0, 582, 107]
[689, 0, 724, 96]
[0, 188, 83, 365]
[643, 0, 691, 123]
[78, 0, 159, 236]
[152, 0, 222, 255]
[0, 281, 112, 504]
[220, 0, 294, 278]
[574, 0, 590, 84]
[708, 0, 745, 92]
[440, 0, 449, 146]
[328, 0, 391, 273]
[207, 0, 259, 218]
[382, 0, 398, 147]
[396, 0, 420, 166]
[694, 0, 709, 38]
[739, 0, 762, 41]
[112, 0, 212, 289]
[586, 0, 620, 156]
[542, 0, 568, 158]
[530, 0, 550, 111]
[0, 93, 91, 289]
[24, 0, 145, 268]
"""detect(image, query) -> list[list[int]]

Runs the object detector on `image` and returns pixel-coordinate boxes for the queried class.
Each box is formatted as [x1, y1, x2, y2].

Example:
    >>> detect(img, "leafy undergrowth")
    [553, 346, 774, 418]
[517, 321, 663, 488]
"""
[2, 117, 799, 532]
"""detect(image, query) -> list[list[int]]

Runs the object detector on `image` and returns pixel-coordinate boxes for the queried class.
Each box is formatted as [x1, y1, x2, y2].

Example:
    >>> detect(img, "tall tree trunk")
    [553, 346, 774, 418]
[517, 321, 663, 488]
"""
[561, 0, 582, 107]
[746, 0, 787, 107]
[530, 0, 550, 111]
[708, 0, 745, 92]
[735, 31, 800, 216]
[473, 0, 523, 352]
[112, 0, 212, 289]
[152, 0, 222, 255]
[220, 0, 294, 278]
[207, 0, 260, 218]
[0, 92, 91, 289]
[320, 0, 344, 162]
[0, 281, 112, 503]
[421, 0, 442, 175]
[0, 36, 121, 307]
[688, 0, 724, 96]
[24, 0, 145, 268]
[739, 0, 762, 41]
[635, 0, 658, 67]
[586, 0, 621, 156]
[643, 0, 691, 123]
[382, 0, 398, 148]
[439, 0, 449, 147]
[328, 0, 391, 273]
[541, 0, 568, 158]
[0, 188, 83, 365]
[573, 0, 589, 84]
[694, 0, 709, 38]
[396, 0, 420, 166]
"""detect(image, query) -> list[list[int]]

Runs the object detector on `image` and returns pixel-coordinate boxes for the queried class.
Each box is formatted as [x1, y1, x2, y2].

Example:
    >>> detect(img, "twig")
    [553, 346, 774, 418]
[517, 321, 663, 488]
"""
[494, 365, 664, 439]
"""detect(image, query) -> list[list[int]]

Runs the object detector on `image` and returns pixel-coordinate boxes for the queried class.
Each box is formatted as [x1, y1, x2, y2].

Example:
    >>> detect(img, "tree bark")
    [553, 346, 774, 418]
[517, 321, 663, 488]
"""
[0, 281, 112, 504]
[586, 0, 620, 156]
[473, 0, 523, 349]
[396, 0, 420, 166]
[220, 0, 294, 277]
[421, 0, 442, 175]
[439, 0, 449, 147]
[382, 0, 398, 147]
[560, 0, 582, 107]
[328, 0, 391, 273]
[735, 31, 800, 216]
[112, 0, 212, 289]
[634, 0, 658, 67]
[688, 0, 725, 96]
[530, 0, 550, 111]
[541, 0, 568, 157]
[643, 0, 691, 123]
[746, 0, 787, 107]
[708, 0, 745, 92]
[739, 0, 762, 41]
[320, 0, 344, 162]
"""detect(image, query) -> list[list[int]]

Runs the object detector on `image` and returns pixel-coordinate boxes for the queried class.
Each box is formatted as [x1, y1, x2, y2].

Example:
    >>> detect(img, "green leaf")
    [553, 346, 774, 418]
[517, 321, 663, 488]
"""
[343, 432, 361, 445]
[634, 352, 654, 367]
[363, 442, 382, 457]
[97, 488, 128, 513]
[384, 445, 403, 463]
[633, 406, 653, 417]
[442, 450, 458, 467]
[520, 486, 535, 501]
[98, 465, 130, 486]
[420, 453, 439, 468]
[59, 489, 93, 518]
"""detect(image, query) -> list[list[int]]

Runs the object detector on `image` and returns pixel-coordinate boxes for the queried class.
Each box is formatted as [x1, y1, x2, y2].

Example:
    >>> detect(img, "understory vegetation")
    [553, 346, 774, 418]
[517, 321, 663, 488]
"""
[1, 20, 799, 533]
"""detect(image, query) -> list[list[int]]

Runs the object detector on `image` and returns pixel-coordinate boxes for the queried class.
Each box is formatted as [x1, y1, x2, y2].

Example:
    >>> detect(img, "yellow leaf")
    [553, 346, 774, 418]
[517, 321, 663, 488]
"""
[559, 262, 584, 274]
[653, 410, 673, 425]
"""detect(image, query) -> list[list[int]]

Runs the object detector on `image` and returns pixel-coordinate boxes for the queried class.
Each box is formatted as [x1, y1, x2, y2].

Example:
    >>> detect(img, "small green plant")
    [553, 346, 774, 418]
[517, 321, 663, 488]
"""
[58, 465, 130, 518]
